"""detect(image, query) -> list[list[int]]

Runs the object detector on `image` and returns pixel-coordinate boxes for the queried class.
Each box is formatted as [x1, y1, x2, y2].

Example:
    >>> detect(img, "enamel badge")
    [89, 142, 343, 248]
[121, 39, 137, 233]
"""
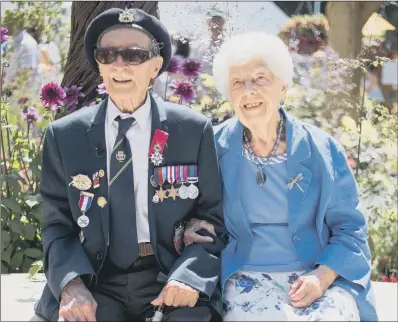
[149, 130, 169, 166]
[69, 174, 92, 191]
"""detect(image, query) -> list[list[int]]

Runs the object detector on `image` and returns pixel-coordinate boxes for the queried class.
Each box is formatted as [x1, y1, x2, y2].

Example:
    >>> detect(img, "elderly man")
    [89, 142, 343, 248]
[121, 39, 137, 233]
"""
[34, 8, 225, 322]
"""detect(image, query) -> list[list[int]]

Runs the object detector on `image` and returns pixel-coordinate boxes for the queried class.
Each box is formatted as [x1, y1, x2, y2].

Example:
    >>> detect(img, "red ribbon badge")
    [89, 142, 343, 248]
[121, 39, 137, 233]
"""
[148, 129, 169, 158]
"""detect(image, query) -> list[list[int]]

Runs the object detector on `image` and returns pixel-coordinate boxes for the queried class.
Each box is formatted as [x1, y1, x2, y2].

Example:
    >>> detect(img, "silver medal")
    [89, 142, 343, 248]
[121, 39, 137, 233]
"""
[178, 184, 189, 199]
[150, 175, 158, 188]
[188, 184, 199, 199]
[152, 194, 160, 203]
[77, 214, 89, 228]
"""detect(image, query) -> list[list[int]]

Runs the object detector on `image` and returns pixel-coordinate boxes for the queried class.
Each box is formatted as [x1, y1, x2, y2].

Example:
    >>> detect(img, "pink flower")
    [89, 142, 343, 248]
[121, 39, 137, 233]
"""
[170, 80, 195, 103]
[381, 275, 389, 282]
[390, 274, 397, 283]
[21, 106, 40, 124]
[97, 83, 107, 95]
[182, 58, 201, 77]
[63, 85, 85, 110]
[1, 27, 8, 43]
[166, 56, 180, 74]
[40, 82, 66, 111]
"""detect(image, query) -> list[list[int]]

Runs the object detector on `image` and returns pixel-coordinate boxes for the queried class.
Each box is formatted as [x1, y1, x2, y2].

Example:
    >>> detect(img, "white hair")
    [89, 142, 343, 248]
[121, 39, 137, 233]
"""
[212, 32, 293, 98]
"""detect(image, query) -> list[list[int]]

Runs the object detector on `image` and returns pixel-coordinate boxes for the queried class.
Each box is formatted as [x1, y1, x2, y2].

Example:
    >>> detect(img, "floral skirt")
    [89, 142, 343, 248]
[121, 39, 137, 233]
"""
[223, 270, 360, 321]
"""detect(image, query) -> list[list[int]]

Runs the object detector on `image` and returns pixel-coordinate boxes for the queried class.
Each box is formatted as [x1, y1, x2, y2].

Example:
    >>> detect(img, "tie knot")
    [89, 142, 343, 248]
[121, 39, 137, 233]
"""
[116, 117, 135, 137]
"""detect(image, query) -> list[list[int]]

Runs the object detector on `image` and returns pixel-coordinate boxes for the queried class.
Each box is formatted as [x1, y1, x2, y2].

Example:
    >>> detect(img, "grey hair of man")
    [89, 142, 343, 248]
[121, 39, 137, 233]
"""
[212, 32, 294, 98]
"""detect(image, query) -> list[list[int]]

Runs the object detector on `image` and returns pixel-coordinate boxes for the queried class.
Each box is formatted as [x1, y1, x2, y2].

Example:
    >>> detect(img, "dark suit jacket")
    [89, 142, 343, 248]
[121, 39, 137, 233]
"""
[35, 95, 226, 320]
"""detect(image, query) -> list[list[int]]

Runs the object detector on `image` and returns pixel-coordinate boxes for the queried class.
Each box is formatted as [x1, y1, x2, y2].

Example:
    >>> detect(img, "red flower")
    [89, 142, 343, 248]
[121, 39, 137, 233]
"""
[390, 274, 397, 283]
[381, 275, 389, 282]
[388, 257, 392, 263]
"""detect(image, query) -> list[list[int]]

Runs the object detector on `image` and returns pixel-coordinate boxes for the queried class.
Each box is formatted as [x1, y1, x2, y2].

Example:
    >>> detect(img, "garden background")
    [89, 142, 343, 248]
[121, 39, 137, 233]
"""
[1, 1, 397, 283]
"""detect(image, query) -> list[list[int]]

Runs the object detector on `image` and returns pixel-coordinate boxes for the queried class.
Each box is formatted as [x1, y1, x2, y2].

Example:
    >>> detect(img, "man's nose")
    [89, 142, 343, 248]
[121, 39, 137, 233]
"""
[113, 53, 128, 68]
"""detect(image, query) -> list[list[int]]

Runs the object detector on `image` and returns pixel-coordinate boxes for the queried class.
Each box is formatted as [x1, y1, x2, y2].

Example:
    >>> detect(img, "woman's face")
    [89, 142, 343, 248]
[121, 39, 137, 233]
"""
[97, 28, 162, 101]
[228, 57, 287, 128]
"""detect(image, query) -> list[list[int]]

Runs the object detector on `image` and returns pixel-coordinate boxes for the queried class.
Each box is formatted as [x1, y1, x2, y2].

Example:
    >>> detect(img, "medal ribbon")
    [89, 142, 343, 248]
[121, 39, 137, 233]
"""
[187, 165, 198, 183]
[148, 129, 169, 158]
[78, 192, 94, 213]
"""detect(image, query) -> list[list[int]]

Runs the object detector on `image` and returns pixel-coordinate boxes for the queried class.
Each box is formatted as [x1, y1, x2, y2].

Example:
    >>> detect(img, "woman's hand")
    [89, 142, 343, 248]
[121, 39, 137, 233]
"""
[288, 265, 338, 308]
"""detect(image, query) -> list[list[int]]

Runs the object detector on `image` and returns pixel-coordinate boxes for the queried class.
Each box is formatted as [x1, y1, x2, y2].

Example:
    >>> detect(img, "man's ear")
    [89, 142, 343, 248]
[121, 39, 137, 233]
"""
[151, 56, 163, 78]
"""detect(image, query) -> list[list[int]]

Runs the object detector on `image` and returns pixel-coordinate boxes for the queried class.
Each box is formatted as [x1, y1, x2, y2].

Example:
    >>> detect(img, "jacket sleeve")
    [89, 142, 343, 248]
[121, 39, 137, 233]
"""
[41, 124, 95, 301]
[167, 119, 227, 298]
[315, 138, 371, 290]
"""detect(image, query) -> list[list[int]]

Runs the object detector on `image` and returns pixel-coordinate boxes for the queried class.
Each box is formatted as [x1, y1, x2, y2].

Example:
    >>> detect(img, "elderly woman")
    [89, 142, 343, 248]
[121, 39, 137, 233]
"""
[183, 32, 378, 321]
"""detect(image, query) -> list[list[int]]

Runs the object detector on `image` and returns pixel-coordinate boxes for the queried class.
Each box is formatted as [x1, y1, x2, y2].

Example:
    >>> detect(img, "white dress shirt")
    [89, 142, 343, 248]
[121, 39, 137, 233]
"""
[105, 94, 151, 243]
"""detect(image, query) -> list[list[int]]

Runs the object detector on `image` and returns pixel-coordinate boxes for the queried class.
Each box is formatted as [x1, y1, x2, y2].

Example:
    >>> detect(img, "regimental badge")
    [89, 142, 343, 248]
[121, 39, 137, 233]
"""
[69, 174, 92, 191]
[116, 150, 126, 162]
[97, 196, 107, 208]
[119, 9, 135, 23]
[150, 143, 164, 166]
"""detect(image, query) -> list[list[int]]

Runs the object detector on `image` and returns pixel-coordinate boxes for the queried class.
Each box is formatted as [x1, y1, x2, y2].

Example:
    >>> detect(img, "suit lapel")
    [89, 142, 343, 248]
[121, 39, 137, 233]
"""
[147, 96, 168, 249]
[284, 110, 312, 228]
[219, 118, 250, 229]
[86, 98, 110, 245]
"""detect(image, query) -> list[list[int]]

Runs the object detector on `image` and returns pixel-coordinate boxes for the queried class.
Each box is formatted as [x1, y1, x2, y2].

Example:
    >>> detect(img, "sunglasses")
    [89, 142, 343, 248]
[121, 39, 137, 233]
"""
[94, 47, 155, 65]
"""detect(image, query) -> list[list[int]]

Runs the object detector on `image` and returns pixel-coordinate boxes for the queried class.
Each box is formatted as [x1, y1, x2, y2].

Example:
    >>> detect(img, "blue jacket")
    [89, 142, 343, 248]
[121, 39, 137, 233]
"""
[215, 110, 378, 321]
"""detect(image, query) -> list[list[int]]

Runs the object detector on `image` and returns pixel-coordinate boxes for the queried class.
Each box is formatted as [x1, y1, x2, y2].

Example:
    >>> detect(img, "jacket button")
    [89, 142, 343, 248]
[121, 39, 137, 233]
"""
[292, 234, 300, 243]
[96, 253, 103, 260]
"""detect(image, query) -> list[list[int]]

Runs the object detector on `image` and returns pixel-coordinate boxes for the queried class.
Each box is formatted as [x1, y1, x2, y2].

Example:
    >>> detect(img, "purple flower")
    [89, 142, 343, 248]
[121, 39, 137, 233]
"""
[182, 58, 201, 77]
[166, 56, 180, 74]
[21, 107, 40, 123]
[63, 85, 85, 110]
[1, 27, 8, 43]
[170, 80, 195, 103]
[97, 83, 107, 95]
[40, 82, 66, 111]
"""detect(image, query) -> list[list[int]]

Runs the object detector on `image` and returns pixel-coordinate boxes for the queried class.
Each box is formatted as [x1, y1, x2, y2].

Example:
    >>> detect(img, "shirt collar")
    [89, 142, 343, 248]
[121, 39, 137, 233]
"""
[106, 93, 151, 133]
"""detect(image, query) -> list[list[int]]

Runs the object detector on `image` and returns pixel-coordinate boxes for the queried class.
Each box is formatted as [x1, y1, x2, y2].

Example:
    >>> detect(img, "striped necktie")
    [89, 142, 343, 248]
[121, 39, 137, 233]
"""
[108, 116, 138, 269]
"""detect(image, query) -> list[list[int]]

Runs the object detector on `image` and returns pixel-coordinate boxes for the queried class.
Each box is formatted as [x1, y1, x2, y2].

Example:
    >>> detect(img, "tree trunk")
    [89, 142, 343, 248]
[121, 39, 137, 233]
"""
[61, 1, 159, 106]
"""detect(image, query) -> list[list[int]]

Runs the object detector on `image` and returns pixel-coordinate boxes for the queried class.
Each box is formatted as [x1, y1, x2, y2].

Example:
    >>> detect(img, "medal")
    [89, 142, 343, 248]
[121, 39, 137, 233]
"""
[92, 172, 100, 189]
[99, 169, 105, 178]
[148, 129, 169, 166]
[77, 191, 94, 228]
[150, 174, 158, 188]
[150, 143, 164, 166]
[77, 215, 89, 228]
[153, 167, 167, 202]
[166, 166, 179, 201]
[69, 174, 92, 191]
[97, 196, 107, 208]
[187, 165, 199, 199]
[178, 165, 189, 200]
[152, 194, 160, 203]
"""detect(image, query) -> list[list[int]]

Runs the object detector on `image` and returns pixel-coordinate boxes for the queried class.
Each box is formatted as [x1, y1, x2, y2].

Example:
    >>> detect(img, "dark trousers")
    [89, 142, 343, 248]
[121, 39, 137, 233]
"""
[92, 255, 213, 321]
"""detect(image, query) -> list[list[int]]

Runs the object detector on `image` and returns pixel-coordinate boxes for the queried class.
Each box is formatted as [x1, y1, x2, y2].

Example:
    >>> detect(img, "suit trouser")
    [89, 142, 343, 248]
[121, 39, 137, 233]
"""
[91, 255, 213, 321]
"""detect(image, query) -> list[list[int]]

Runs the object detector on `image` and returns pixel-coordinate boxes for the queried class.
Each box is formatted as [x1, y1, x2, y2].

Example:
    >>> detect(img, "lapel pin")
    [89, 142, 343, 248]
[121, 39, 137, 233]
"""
[97, 196, 107, 208]
[116, 151, 126, 162]
[92, 172, 100, 189]
[287, 173, 304, 192]
[99, 169, 105, 178]
[69, 174, 92, 191]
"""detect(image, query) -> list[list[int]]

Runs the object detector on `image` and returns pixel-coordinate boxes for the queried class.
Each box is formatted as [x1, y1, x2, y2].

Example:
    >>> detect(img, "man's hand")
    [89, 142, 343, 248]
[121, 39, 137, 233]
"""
[183, 218, 215, 246]
[289, 265, 338, 308]
[151, 280, 199, 307]
[58, 277, 97, 321]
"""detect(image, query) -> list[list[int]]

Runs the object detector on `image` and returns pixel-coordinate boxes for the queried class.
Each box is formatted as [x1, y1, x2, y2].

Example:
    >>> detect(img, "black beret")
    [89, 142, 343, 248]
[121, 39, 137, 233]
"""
[84, 8, 171, 76]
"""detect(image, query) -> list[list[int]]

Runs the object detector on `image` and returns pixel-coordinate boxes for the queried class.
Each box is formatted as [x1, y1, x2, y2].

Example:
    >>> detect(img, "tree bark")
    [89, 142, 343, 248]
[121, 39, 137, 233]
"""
[61, 1, 159, 106]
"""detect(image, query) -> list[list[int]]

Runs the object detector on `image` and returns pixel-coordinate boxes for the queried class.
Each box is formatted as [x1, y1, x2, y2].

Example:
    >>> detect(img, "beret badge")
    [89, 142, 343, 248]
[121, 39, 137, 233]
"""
[119, 9, 135, 23]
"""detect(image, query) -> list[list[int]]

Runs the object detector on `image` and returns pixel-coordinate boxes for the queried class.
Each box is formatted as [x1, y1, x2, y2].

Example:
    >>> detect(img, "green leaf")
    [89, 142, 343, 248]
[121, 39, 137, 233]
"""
[11, 252, 24, 270]
[24, 248, 43, 258]
[32, 205, 44, 223]
[2, 248, 12, 264]
[1, 230, 11, 250]
[23, 223, 36, 241]
[9, 220, 24, 235]
[1, 198, 21, 213]
[28, 262, 42, 277]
